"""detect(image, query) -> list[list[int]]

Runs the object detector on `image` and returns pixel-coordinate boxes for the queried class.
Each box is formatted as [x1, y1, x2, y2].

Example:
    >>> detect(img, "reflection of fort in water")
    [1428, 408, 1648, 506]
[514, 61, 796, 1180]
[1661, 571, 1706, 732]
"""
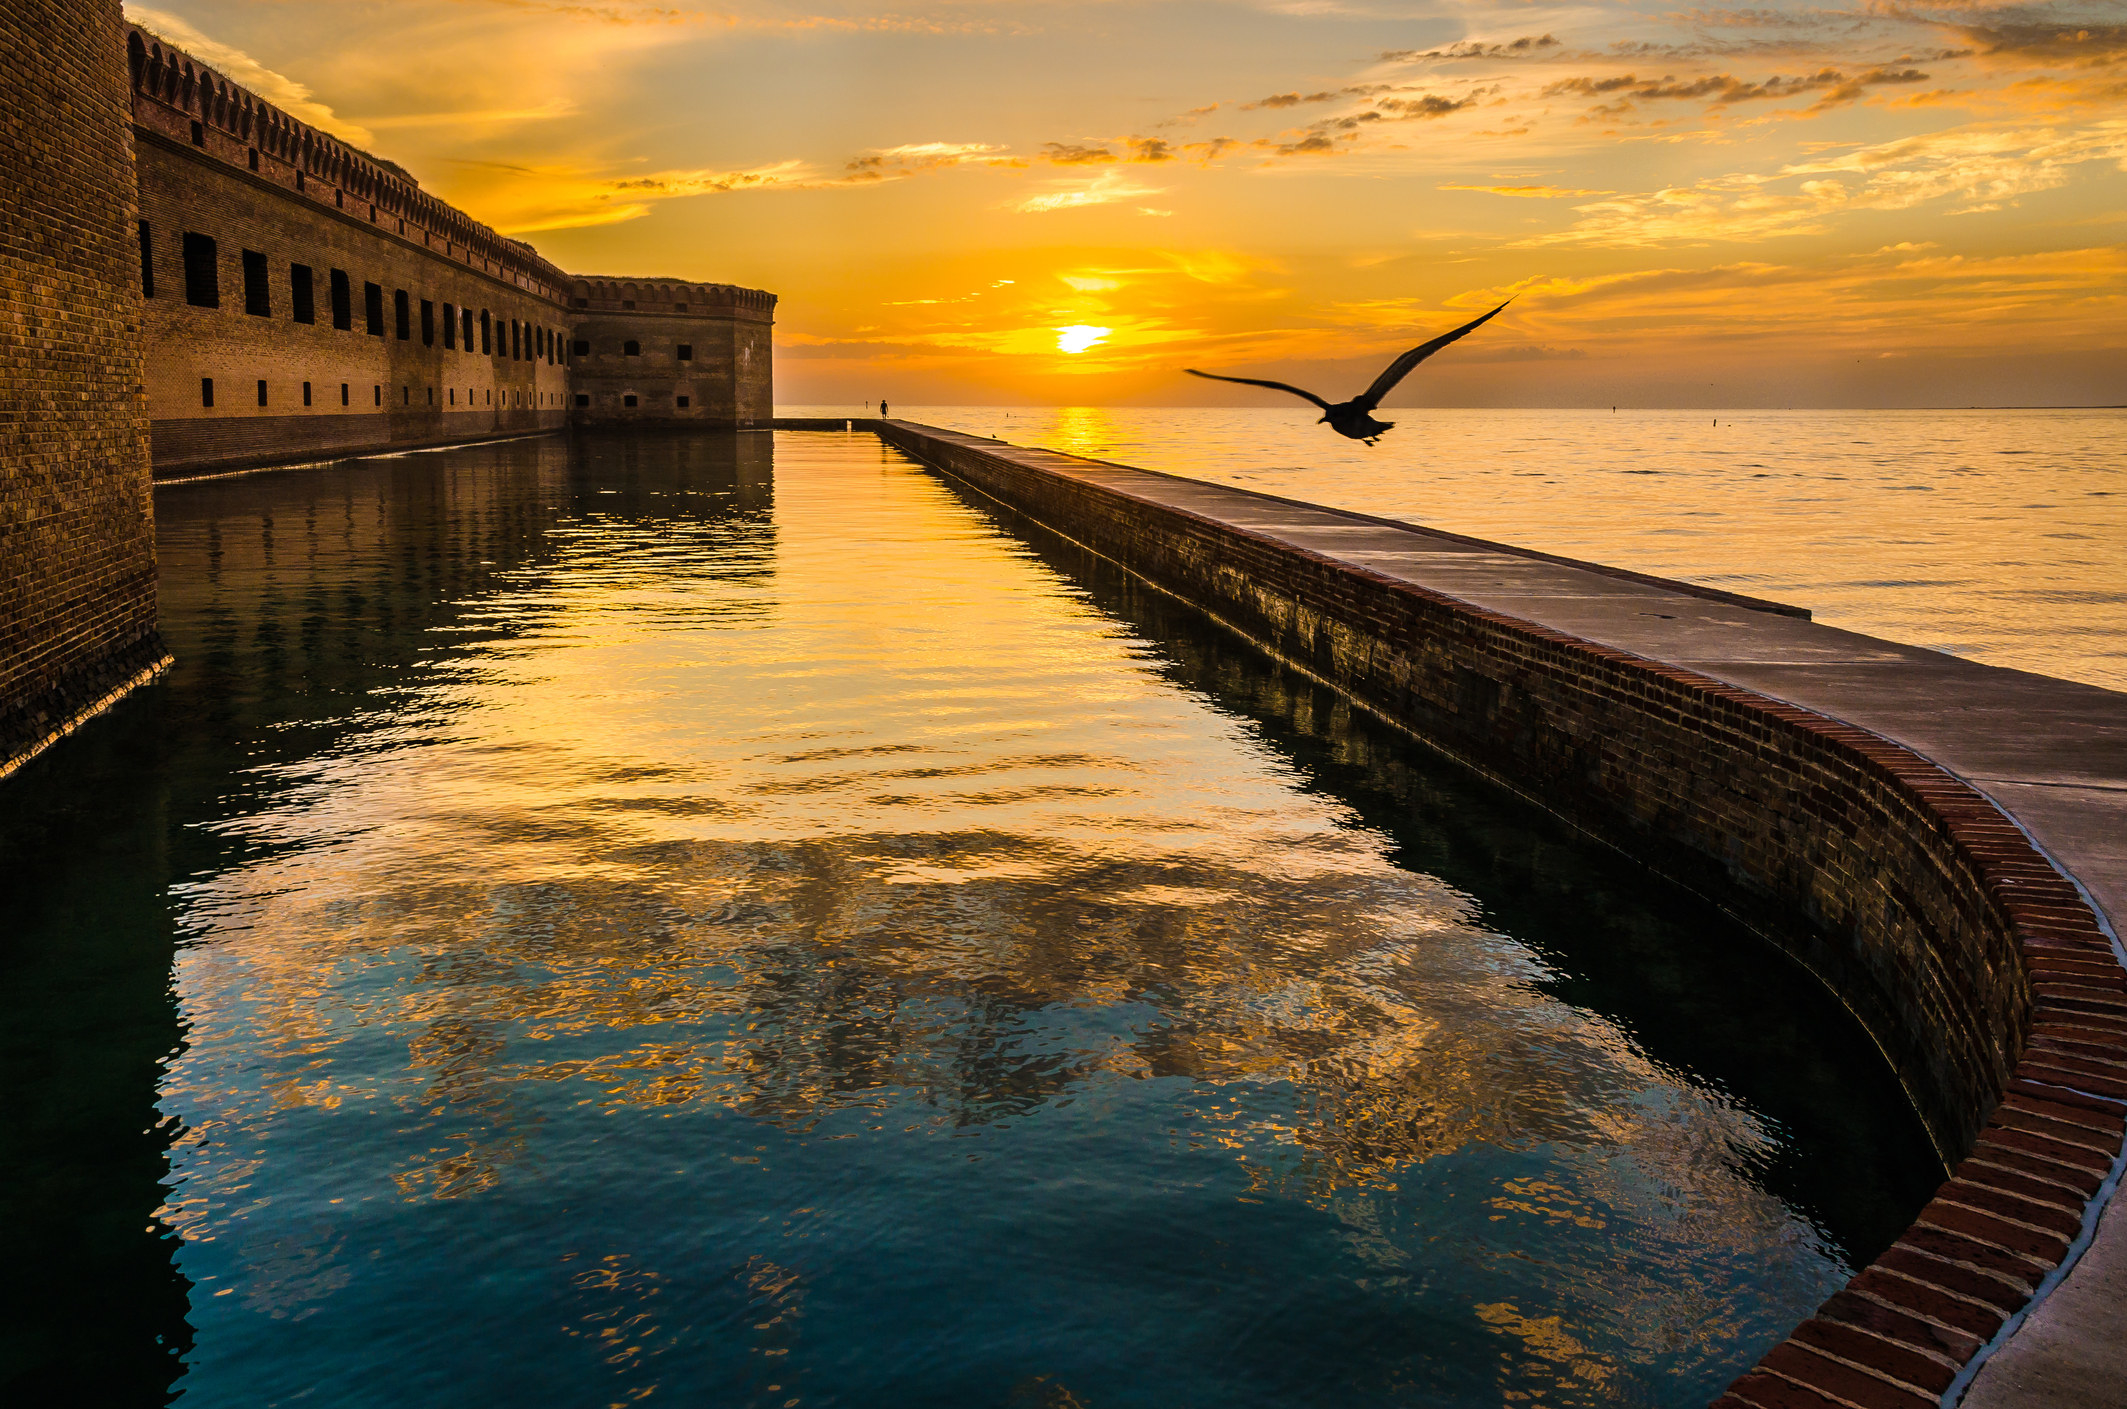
[152, 434, 1932, 1243]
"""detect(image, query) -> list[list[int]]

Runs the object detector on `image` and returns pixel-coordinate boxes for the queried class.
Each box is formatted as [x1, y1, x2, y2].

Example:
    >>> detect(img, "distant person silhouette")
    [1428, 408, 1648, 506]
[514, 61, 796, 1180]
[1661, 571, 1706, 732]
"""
[1186, 301, 1508, 445]
[880, 400, 889, 419]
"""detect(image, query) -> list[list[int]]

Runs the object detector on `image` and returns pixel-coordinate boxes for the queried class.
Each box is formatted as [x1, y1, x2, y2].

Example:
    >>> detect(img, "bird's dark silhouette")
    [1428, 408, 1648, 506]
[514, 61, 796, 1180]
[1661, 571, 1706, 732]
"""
[1186, 300, 1510, 445]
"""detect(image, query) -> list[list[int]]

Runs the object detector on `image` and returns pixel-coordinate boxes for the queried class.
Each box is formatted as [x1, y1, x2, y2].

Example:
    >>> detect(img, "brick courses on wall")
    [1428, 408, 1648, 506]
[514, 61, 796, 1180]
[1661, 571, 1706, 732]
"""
[569, 277, 775, 427]
[875, 421, 2126, 1409]
[124, 25, 775, 478]
[1, 0, 168, 775]
[128, 24, 572, 477]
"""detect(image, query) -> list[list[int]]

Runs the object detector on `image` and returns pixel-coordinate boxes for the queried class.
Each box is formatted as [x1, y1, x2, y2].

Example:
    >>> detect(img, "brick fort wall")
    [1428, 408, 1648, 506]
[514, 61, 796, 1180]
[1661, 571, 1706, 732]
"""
[1, 0, 168, 776]
[126, 24, 777, 478]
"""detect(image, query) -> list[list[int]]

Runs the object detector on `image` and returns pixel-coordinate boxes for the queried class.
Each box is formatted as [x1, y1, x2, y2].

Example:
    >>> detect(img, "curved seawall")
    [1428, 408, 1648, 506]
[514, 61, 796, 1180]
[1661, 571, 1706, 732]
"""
[872, 419, 2127, 1408]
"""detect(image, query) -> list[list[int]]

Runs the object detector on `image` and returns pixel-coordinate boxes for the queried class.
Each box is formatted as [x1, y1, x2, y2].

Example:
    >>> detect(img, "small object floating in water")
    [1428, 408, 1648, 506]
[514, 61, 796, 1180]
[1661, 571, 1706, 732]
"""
[1184, 300, 1510, 446]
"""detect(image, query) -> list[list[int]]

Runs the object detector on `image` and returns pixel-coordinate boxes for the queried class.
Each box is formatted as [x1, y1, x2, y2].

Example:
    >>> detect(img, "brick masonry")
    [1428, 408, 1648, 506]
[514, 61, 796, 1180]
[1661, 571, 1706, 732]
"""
[569, 276, 774, 427]
[1, 0, 168, 776]
[875, 420, 2126, 1409]
[125, 23, 775, 477]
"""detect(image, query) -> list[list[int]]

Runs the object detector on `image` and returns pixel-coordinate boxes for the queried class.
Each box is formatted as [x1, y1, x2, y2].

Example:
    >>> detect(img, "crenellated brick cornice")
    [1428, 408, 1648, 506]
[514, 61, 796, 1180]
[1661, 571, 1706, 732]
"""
[570, 276, 777, 322]
[126, 23, 574, 305]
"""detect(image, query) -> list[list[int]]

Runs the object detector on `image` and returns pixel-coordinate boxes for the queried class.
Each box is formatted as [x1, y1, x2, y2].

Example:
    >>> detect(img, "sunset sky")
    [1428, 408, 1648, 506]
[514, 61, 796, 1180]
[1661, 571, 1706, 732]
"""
[130, 0, 2126, 406]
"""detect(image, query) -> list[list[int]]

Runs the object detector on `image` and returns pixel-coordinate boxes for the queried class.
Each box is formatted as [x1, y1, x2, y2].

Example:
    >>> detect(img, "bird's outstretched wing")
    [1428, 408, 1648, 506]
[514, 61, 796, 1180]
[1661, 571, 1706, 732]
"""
[1185, 368, 1333, 411]
[1353, 299, 1511, 412]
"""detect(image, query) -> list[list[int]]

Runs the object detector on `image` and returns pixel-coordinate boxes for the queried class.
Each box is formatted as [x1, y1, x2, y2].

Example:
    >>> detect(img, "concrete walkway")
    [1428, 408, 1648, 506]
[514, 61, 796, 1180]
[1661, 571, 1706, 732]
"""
[929, 438, 2127, 1406]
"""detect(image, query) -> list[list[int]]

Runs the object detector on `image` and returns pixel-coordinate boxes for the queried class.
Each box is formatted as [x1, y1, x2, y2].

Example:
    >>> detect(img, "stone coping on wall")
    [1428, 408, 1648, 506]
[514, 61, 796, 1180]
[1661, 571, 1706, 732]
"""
[862, 419, 2127, 1409]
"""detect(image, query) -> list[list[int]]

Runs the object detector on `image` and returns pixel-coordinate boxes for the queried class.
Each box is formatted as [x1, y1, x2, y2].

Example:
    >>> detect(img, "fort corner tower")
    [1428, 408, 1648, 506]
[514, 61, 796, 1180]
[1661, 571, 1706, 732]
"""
[567, 279, 775, 427]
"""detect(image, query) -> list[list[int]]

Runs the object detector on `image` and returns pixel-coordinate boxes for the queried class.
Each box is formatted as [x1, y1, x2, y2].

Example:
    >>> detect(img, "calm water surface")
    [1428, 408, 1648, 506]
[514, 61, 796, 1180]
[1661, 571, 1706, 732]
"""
[821, 406, 2127, 692]
[3, 432, 1939, 1407]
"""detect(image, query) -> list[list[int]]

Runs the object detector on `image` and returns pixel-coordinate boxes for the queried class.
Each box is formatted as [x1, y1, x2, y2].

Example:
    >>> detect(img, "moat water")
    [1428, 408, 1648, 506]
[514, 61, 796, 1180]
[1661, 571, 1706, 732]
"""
[3, 431, 1941, 1407]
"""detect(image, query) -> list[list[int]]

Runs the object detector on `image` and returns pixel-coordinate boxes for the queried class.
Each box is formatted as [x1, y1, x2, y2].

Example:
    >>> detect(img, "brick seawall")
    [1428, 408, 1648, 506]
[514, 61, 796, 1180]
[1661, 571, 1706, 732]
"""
[873, 420, 2127, 1409]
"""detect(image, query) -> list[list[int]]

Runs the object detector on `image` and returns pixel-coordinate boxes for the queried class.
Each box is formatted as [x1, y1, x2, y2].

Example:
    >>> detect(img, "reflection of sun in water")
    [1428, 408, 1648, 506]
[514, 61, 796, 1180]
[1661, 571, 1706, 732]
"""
[1055, 325, 1111, 354]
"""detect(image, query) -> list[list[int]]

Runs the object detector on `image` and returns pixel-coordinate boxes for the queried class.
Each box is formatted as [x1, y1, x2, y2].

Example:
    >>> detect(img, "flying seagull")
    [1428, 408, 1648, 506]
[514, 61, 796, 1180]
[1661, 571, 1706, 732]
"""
[1186, 300, 1511, 445]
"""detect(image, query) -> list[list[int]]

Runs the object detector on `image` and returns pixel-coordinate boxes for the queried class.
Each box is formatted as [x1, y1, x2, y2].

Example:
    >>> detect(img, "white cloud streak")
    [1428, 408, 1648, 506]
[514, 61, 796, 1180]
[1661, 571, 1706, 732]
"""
[1011, 170, 1170, 213]
[1524, 119, 2127, 245]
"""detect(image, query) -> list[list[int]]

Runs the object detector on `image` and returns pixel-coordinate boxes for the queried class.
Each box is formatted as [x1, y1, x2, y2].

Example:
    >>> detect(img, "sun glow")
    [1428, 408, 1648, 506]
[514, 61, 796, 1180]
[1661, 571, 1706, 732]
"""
[196, 0, 2127, 407]
[1056, 325, 1111, 354]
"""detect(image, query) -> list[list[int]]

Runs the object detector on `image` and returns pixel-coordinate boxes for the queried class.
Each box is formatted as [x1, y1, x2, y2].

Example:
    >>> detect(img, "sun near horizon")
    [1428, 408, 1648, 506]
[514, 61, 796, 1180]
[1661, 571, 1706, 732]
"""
[120, 0, 2127, 408]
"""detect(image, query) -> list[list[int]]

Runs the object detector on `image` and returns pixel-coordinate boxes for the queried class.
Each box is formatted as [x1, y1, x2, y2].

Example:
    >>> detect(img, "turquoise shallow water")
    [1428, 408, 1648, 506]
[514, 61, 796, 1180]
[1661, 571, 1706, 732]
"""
[2, 431, 1939, 1406]
[795, 406, 2127, 692]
